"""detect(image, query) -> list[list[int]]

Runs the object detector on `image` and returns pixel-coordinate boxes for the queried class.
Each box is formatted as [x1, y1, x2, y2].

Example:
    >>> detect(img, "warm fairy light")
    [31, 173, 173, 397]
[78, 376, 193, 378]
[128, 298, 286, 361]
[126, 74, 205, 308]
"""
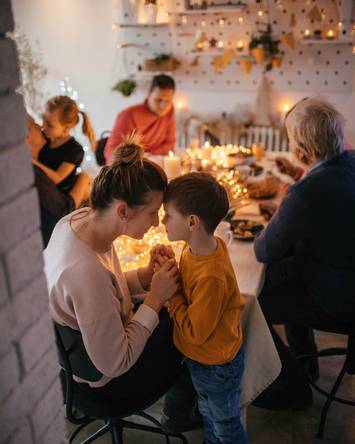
[169, 150, 174, 158]
[114, 209, 184, 272]
[326, 29, 335, 40]
[238, 16, 244, 24]
[112, 23, 118, 30]
[258, 10, 263, 17]
[181, 15, 187, 24]
[116, 42, 123, 48]
[236, 40, 244, 51]
[217, 40, 224, 49]
[176, 100, 184, 110]
[352, 45, 355, 54]
[201, 20, 206, 27]
[304, 29, 311, 37]
[204, 141, 210, 148]
[283, 104, 290, 112]
[218, 18, 225, 27]
[338, 21, 343, 29]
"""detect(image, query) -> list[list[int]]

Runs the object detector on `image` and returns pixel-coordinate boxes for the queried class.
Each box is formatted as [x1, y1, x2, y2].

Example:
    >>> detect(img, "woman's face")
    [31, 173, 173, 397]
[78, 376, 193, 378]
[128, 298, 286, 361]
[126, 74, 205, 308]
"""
[25, 116, 46, 157]
[125, 190, 163, 239]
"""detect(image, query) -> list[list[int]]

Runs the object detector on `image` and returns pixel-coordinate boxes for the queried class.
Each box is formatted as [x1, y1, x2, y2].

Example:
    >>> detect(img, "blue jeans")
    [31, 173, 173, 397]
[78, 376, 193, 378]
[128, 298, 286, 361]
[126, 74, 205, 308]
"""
[186, 347, 248, 444]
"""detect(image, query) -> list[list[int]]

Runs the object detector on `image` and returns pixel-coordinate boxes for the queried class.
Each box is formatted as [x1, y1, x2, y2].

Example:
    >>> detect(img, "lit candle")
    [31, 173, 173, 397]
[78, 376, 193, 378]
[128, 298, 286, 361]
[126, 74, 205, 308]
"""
[164, 151, 181, 179]
[280, 103, 291, 125]
[326, 29, 335, 40]
[202, 141, 212, 160]
[236, 40, 244, 52]
[304, 29, 311, 39]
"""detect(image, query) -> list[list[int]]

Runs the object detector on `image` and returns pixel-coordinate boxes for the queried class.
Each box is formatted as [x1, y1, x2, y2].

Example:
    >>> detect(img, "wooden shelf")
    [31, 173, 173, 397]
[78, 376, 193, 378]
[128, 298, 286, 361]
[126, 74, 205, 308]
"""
[191, 50, 248, 56]
[115, 22, 170, 28]
[300, 39, 354, 45]
[172, 7, 246, 15]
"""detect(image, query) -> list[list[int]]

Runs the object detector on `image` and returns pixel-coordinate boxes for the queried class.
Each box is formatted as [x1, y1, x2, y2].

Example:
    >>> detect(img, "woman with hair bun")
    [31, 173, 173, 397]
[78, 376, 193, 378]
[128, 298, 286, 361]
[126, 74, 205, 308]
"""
[44, 133, 183, 405]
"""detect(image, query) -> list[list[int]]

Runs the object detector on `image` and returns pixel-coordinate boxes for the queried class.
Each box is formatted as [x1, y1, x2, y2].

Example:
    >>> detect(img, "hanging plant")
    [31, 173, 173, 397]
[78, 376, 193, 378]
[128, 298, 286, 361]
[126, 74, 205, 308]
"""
[112, 79, 137, 97]
[249, 24, 281, 71]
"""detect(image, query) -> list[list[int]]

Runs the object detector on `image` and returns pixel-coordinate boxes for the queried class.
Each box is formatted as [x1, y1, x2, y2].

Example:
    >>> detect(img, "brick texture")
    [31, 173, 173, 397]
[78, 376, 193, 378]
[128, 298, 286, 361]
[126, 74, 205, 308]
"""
[0, 142, 34, 206]
[0, 12, 66, 443]
[0, 38, 20, 94]
[0, 261, 9, 307]
[0, 0, 14, 35]
[0, 188, 41, 253]
[0, 92, 27, 150]
[5, 230, 44, 295]
[6, 418, 33, 444]
[0, 346, 20, 402]
[19, 312, 53, 374]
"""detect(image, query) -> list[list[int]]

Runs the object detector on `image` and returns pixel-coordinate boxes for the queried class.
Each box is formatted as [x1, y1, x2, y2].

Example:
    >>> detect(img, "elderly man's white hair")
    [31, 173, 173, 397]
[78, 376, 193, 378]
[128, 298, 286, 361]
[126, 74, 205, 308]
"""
[286, 96, 345, 161]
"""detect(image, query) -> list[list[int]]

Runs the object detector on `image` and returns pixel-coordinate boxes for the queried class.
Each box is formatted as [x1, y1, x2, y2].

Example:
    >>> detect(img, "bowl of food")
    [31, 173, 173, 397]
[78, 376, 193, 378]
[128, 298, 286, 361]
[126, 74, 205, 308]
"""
[231, 219, 264, 241]
[248, 176, 280, 199]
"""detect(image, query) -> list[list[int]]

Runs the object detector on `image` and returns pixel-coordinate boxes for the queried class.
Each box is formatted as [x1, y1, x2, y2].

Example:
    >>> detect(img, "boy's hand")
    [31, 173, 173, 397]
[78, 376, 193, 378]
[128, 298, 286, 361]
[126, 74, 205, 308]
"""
[148, 245, 175, 273]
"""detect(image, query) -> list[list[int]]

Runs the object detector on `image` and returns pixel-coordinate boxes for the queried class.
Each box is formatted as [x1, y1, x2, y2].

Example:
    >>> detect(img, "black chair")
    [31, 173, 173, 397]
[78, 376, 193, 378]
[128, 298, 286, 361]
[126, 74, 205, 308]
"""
[299, 324, 355, 438]
[53, 322, 188, 444]
[95, 131, 110, 166]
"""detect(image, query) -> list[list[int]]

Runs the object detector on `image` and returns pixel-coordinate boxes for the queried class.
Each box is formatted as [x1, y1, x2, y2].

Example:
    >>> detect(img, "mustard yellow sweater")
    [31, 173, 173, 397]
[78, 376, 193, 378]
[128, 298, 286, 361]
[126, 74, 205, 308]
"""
[168, 237, 245, 365]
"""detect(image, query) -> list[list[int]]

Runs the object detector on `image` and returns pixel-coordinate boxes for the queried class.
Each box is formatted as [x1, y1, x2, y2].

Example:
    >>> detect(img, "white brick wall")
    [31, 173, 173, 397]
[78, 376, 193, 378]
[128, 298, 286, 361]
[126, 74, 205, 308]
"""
[0, 1, 66, 442]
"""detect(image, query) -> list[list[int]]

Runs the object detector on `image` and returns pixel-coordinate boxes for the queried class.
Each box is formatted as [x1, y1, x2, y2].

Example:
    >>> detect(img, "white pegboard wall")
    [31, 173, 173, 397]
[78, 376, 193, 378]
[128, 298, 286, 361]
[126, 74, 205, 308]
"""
[118, 0, 354, 93]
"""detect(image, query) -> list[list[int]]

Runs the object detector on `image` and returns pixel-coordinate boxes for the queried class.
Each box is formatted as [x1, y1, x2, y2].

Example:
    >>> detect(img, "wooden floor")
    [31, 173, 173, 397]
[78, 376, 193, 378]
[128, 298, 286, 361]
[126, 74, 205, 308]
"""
[66, 332, 355, 444]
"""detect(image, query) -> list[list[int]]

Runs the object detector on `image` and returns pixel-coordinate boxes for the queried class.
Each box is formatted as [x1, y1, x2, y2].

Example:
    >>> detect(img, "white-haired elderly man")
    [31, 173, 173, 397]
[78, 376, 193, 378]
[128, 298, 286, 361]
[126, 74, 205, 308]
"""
[253, 96, 355, 410]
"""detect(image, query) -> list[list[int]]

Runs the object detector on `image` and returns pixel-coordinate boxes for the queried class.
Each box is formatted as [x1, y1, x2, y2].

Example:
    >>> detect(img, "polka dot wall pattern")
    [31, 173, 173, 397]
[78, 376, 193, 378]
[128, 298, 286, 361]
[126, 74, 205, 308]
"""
[117, 0, 354, 93]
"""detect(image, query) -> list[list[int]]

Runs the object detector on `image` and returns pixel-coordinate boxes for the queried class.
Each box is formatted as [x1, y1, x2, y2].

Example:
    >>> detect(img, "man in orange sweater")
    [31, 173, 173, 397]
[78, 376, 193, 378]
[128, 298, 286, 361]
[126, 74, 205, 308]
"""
[104, 74, 176, 163]
[160, 172, 248, 444]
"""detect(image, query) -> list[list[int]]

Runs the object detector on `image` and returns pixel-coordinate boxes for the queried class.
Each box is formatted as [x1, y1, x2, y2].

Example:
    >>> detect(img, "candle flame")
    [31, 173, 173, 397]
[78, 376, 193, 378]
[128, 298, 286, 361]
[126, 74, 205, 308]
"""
[168, 151, 174, 158]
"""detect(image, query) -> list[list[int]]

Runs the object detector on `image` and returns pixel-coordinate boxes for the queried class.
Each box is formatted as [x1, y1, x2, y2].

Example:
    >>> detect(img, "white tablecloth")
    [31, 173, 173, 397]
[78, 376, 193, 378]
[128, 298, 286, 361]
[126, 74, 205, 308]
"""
[229, 234, 281, 408]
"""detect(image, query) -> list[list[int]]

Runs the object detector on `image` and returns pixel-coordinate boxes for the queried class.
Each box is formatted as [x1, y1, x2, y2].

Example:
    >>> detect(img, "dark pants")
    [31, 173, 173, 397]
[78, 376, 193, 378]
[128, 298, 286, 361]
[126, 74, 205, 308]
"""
[76, 310, 183, 406]
[257, 258, 336, 403]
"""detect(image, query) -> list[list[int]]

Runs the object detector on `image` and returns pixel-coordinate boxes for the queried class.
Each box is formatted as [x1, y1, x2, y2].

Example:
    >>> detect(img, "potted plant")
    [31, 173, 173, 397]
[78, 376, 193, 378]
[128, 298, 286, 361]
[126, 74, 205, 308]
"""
[112, 78, 137, 97]
[249, 24, 281, 71]
[144, 53, 180, 72]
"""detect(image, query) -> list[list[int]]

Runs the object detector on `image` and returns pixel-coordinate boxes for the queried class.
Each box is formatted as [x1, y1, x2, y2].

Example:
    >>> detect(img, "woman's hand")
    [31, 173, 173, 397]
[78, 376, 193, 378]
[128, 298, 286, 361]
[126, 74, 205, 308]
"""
[144, 259, 180, 313]
[139, 244, 176, 289]
[149, 245, 175, 271]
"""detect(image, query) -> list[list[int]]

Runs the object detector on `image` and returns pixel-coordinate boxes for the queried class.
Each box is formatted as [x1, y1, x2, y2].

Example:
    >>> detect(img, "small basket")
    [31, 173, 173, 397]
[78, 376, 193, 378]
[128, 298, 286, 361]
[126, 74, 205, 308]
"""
[143, 58, 179, 72]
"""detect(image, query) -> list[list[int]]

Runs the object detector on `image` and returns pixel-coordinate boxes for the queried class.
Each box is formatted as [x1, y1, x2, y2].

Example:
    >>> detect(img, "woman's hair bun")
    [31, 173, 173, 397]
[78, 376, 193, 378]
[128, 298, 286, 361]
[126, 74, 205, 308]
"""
[111, 131, 145, 167]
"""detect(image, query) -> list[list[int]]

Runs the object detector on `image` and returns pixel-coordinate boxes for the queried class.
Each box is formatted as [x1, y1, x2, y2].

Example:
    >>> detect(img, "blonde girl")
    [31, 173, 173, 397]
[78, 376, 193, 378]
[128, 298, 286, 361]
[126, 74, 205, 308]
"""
[32, 95, 96, 195]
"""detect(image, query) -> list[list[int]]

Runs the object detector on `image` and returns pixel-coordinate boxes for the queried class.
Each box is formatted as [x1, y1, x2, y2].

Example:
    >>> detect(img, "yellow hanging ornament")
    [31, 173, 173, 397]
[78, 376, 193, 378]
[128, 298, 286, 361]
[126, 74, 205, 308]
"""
[306, 5, 322, 22]
[222, 49, 235, 65]
[251, 46, 265, 64]
[280, 31, 295, 50]
[212, 56, 224, 74]
[240, 58, 252, 76]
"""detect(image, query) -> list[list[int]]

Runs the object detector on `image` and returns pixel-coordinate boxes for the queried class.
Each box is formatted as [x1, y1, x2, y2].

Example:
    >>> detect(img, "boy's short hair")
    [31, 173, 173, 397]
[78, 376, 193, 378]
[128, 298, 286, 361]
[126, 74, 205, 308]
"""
[164, 172, 229, 234]
[150, 74, 175, 91]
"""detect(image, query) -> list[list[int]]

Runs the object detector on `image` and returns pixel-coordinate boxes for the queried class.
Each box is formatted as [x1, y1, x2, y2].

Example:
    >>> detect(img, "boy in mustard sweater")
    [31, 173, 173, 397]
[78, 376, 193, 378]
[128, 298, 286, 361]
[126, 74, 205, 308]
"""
[161, 172, 248, 444]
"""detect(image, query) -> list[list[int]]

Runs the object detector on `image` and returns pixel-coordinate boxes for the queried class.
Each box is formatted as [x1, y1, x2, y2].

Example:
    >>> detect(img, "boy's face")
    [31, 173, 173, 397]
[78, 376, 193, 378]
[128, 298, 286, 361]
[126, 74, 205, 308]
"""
[162, 201, 190, 242]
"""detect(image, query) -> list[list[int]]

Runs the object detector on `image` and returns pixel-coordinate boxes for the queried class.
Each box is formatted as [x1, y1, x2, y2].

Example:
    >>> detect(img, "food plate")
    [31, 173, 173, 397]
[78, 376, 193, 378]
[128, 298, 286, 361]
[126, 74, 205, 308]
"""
[231, 219, 264, 241]
[248, 176, 280, 199]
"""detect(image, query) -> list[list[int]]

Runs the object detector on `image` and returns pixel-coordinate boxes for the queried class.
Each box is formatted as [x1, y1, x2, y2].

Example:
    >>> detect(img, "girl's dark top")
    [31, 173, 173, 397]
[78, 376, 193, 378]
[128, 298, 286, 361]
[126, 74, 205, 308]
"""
[38, 137, 84, 193]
